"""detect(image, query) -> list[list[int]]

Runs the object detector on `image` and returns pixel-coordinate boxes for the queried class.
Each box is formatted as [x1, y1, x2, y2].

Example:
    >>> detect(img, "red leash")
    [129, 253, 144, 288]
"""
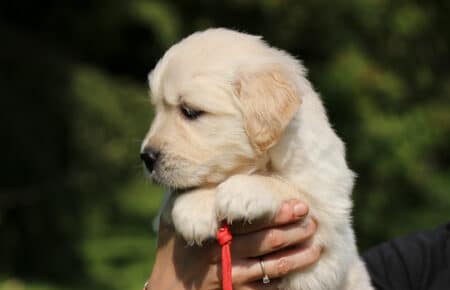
[216, 223, 233, 290]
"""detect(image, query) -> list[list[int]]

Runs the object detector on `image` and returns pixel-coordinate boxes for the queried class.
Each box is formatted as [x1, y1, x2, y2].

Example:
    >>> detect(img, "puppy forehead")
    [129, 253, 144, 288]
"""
[164, 33, 265, 77]
[148, 28, 271, 108]
[150, 61, 238, 112]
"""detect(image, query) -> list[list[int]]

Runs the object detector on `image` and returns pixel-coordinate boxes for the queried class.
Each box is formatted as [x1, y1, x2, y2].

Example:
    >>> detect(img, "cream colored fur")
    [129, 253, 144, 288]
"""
[142, 28, 373, 290]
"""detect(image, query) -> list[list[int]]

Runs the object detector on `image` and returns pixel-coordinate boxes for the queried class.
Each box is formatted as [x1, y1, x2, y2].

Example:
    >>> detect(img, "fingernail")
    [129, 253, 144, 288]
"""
[293, 202, 308, 217]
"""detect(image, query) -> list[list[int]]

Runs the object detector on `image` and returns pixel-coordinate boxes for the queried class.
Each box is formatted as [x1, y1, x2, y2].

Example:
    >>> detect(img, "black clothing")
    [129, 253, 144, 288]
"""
[363, 222, 450, 290]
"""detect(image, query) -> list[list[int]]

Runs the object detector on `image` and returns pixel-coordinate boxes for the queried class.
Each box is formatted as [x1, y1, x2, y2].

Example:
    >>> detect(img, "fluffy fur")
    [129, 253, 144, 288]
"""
[141, 28, 373, 290]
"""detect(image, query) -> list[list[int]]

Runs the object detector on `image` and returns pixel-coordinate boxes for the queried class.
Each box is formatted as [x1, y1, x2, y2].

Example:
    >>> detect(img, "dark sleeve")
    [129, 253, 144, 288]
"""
[362, 222, 450, 290]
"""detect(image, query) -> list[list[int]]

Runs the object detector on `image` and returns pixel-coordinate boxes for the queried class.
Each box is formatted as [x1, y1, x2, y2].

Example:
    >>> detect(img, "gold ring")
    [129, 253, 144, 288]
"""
[259, 257, 270, 284]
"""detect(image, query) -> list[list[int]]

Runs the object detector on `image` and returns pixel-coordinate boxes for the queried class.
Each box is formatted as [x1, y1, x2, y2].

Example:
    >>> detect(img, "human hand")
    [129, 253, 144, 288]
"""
[146, 200, 320, 290]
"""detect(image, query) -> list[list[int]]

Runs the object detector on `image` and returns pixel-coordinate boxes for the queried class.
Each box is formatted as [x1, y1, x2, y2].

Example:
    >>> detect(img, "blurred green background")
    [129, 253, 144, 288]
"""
[0, 0, 449, 289]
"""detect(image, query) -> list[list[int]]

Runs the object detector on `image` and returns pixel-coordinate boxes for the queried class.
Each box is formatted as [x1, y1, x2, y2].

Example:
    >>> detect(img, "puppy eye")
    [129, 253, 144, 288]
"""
[180, 104, 204, 120]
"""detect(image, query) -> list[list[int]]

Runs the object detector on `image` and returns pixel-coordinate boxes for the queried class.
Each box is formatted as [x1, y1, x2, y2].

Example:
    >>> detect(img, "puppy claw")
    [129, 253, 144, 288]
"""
[172, 190, 218, 245]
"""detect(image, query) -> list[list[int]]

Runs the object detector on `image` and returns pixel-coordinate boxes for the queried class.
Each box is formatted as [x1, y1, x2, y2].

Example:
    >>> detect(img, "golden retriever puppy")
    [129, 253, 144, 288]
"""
[141, 28, 373, 290]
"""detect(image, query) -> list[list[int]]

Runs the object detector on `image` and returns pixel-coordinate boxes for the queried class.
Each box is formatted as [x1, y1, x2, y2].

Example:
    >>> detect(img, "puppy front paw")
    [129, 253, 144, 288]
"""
[215, 175, 280, 223]
[171, 190, 218, 246]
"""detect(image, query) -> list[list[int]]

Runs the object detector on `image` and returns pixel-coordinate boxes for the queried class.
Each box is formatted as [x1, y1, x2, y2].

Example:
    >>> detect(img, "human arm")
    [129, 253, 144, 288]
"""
[362, 222, 450, 290]
[145, 200, 321, 290]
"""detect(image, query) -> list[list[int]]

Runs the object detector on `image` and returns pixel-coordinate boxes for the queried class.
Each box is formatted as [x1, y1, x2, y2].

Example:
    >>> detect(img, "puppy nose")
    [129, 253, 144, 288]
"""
[140, 148, 160, 172]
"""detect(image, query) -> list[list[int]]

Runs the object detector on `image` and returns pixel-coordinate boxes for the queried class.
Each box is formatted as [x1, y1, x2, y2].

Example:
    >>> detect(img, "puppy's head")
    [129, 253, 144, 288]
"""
[141, 28, 304, 189]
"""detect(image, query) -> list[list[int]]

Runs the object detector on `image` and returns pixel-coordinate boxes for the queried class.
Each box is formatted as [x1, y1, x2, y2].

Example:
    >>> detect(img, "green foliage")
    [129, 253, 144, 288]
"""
[0, 0, 449, 289]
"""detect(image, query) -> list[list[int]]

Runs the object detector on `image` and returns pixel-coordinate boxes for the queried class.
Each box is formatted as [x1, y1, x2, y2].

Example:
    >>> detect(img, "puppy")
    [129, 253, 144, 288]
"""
[141, 28, 373, 290]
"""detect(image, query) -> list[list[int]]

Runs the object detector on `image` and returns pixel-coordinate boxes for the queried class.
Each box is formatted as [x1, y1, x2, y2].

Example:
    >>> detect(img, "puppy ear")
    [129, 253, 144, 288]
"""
[236, 64, 302, 152]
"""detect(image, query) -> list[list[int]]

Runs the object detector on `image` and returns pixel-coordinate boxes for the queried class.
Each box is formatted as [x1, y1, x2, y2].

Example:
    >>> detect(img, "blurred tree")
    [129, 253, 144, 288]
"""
[0, 0, 448, 289]
[0, 24, 83, 282]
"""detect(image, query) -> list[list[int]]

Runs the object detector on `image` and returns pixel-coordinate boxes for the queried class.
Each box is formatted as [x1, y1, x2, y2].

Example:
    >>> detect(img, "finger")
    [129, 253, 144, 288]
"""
[232, 217, 317, 258]
[232, 243, 322, 285]
[236, 279, 281, 290]
[230, 200, 308, 234]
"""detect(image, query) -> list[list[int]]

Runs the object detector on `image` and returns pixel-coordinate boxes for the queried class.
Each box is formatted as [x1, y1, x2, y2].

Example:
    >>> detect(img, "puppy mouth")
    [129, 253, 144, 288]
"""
[146, 165, 199, 194]
[141, 152, 210, 191]
[151, 174, 197, 194]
